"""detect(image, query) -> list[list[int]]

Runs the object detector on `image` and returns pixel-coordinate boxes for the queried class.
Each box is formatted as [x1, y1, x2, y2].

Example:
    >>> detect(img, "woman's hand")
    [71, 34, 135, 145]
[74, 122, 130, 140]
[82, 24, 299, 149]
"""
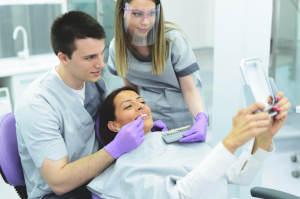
[267, 92, 291, 136]
[222, 102, 270, 154]
[254, 92, 291, 150]
[179, 112, 207, 142]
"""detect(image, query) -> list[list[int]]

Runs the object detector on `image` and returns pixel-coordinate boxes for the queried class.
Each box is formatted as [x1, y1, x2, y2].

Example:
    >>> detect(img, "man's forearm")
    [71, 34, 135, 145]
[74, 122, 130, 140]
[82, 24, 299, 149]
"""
[52, 148, 114, 195]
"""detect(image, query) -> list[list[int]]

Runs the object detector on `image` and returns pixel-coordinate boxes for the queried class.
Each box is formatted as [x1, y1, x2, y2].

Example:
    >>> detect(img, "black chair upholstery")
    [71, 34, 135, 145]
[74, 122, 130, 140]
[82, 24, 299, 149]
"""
[251, 187, 300, 199]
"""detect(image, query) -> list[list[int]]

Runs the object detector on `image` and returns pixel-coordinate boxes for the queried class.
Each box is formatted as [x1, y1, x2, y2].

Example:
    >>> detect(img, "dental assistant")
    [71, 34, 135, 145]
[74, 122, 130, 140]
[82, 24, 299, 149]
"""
[108, 0, 208, 142]
[14, 11, 152, 199]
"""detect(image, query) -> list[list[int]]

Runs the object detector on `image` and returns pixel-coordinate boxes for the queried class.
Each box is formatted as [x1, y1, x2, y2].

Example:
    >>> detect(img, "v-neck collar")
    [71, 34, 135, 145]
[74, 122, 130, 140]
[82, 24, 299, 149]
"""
[46, 72, 93, 125]
[130, 50, 152, 62]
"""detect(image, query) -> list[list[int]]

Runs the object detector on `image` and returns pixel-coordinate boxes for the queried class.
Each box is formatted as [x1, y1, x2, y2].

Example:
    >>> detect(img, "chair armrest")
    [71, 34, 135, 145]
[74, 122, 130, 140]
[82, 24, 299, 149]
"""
[251, 187, 300, 199]
[91, 192, 102, 199]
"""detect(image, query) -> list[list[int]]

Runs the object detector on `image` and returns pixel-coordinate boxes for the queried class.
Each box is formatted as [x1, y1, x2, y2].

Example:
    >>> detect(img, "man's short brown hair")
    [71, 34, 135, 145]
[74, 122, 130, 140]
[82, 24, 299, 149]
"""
[50, 10, 106, 59]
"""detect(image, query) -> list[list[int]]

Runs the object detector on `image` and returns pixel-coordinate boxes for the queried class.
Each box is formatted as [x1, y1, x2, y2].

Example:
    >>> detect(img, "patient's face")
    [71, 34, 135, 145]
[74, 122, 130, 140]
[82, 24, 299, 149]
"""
[113, 90, 154, 134]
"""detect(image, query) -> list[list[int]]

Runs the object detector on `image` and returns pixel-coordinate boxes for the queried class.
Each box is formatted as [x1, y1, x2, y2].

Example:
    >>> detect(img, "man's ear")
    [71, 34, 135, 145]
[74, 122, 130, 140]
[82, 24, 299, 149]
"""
[57, 52, 69, 66]
[108, 121, 120, 132]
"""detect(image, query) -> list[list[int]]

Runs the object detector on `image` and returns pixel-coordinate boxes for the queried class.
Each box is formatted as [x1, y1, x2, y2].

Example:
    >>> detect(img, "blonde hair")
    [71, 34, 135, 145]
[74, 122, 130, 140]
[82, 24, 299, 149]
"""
[114, 0, 185, 78]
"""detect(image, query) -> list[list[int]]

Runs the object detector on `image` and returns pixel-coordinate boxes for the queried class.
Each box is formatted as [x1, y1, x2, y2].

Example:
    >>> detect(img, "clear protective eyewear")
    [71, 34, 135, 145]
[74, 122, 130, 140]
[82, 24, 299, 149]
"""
[123, 3, 160, 46]
[123, 7, 159, 22]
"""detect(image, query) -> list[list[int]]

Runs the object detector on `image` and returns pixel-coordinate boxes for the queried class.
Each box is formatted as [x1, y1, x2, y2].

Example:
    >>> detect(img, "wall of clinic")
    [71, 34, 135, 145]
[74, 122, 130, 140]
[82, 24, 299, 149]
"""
[213, 0, 273, 198]
[162, 0, 215, 49]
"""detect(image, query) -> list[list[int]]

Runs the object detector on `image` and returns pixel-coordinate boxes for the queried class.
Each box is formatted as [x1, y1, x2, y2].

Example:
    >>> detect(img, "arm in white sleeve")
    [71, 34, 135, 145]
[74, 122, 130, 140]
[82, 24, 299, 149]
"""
[226, 138, 275, 185]
[177, 142, 237, 199]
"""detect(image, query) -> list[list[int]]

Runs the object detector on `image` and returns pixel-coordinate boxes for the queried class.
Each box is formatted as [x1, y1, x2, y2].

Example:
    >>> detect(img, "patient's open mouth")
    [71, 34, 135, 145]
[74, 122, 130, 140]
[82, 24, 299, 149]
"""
[136, 113, 149, 120]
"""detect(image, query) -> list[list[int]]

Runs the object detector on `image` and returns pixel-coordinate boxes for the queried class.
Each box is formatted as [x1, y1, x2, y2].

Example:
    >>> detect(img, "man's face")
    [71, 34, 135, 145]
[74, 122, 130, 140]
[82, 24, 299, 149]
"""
[66, 38, 105, 84]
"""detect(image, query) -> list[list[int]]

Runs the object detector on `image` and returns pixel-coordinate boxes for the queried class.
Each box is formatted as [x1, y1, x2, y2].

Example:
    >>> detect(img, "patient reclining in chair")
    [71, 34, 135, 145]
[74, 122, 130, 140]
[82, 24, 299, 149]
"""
[87, 86, 285, 199]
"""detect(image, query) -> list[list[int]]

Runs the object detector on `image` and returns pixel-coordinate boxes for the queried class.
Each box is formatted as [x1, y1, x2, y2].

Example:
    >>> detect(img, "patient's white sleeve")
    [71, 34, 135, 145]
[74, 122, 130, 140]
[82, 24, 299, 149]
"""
[177, 140, 275, 199]
[226, 138, 275, 185]
[177, 142, 237, 199]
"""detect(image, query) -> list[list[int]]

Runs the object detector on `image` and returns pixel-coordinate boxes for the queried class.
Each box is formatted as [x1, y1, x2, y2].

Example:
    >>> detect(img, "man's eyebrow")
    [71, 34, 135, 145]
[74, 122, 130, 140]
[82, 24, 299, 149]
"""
[83, 54, 97, 58]
[120, 97, 142, 107]
[83, 47, 106, 58]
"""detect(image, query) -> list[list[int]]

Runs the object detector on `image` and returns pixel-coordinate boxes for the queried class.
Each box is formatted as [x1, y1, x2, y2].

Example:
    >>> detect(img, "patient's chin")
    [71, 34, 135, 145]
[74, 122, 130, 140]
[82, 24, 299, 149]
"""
[143, 127, 153, 135]
[143, 122, 154, 135]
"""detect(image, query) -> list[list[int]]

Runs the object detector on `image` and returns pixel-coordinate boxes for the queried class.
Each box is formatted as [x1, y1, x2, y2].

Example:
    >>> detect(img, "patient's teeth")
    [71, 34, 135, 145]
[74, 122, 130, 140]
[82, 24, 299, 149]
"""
[141, 114, 148, 118]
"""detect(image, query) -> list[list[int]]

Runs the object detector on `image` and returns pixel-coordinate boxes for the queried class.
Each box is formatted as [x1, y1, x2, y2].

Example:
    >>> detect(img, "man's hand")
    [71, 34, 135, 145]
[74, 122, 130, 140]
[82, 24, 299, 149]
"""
[104, 116, 145, 159]
[179, 112, 208, 142]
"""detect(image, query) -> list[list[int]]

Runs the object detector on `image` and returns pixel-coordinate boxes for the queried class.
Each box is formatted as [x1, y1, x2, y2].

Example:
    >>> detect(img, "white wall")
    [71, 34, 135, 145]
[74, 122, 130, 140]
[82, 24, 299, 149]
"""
[162, 0, 215, 49]
[213, 0, 273, 198]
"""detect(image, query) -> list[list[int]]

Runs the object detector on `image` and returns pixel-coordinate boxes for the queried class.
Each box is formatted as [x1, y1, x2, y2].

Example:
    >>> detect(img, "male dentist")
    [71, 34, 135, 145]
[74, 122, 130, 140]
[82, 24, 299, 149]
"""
[15, 11, 147, 199]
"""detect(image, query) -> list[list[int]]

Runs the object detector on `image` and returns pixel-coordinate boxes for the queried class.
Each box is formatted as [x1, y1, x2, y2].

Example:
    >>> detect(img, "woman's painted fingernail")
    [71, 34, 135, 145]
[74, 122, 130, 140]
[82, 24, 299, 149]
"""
[277, 108, 282, 113]
[272, 106, 278, 111]
[275, 115, 280, 119]
[276, 96, 281, 101]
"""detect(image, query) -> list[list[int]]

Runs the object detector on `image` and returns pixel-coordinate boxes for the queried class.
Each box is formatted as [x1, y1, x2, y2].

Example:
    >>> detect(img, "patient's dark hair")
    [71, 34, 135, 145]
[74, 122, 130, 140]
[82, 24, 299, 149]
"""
[50, 10, 106, 59]
[99, 86, 138, 145]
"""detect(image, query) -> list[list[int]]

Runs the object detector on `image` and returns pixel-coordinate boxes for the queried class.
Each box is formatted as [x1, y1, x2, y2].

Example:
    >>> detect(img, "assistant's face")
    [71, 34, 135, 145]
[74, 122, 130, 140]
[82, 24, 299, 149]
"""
[112, 90, 154, 134]
[124, 0, 157, 38]
[67, 38, 105, 84]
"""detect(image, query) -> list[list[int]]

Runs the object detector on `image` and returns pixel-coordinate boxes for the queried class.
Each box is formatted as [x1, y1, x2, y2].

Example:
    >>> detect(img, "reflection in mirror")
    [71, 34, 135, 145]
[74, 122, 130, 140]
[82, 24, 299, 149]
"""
[243, 60, 273, 107]
[267, 95, 273, 106]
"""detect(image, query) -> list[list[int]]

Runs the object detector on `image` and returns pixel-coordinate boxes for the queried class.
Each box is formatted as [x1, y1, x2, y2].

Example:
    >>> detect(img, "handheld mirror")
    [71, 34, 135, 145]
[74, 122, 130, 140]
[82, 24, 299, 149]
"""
[240, 57, 278, 117]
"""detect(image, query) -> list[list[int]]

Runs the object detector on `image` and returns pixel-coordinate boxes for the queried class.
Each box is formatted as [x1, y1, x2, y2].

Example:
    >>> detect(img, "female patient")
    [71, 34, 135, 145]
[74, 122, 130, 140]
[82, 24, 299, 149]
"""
[88, 87, 290, 199]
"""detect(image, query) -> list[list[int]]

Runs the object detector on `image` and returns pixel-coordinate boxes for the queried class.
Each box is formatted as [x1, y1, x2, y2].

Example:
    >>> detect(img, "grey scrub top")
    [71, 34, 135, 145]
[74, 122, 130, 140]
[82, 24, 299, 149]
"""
[14, 71, 107, 199]
[87, 131, 228, 199]
[108, 30, 208, 130]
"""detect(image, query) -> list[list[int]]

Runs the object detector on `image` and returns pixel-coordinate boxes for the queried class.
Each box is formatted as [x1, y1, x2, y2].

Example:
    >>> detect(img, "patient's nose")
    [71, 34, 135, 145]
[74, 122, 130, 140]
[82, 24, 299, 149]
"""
[136, 103, 145, 111]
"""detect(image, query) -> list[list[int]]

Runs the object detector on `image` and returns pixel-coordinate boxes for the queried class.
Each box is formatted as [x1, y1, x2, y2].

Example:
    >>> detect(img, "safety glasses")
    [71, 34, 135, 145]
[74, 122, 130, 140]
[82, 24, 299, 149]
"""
[123, 3, 160, 46]
[123, 7, 159, 21]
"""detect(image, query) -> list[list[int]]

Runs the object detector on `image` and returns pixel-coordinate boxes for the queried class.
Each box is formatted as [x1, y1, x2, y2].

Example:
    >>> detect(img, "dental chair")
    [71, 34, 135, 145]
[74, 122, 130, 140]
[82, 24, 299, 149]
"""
[0, 112, 101, 199]
[0, 113, 27, 199]
[251, 187, 300, 199]
[1, 113, 299, 199]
